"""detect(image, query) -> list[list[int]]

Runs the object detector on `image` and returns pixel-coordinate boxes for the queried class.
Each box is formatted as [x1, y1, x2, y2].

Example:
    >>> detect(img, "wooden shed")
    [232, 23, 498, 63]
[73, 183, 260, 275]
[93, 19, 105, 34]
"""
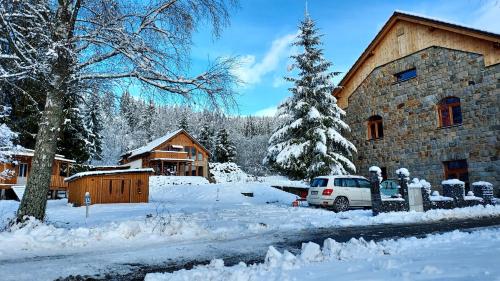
[65, 168, 154, 205]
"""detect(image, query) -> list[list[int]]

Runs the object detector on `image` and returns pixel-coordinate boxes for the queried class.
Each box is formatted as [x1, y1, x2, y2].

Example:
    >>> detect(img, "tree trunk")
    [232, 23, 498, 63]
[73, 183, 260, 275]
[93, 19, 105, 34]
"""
[16, 86, 66, 221]
[16, 2, 74, 222]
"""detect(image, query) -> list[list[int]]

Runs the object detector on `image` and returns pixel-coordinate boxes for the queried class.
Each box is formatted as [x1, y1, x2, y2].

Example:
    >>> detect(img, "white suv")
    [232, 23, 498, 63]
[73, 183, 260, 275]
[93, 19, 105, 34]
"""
[307, 175, 372, 212]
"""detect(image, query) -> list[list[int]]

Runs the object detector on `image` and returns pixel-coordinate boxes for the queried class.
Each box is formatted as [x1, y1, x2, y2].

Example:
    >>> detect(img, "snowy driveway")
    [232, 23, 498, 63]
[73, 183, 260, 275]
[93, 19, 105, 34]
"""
[1, 180, 499, 280]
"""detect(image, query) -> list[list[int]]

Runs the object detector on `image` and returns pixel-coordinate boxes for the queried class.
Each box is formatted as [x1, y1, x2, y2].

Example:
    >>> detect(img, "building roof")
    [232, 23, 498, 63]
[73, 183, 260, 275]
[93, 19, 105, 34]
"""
[333, 11, 500, 97]
[0, 148, 76, 163]
[65, 168, 154, 183]
[122, 129, 210, 160]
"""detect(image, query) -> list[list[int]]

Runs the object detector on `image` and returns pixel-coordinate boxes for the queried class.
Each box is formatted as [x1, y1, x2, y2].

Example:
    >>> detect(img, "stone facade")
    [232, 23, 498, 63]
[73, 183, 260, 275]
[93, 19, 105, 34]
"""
[346, 46, 499, 192]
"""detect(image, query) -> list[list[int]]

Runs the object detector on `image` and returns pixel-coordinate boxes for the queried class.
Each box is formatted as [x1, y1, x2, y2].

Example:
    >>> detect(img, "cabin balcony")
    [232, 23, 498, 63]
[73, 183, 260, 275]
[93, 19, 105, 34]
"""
[150, 150, 190, 161]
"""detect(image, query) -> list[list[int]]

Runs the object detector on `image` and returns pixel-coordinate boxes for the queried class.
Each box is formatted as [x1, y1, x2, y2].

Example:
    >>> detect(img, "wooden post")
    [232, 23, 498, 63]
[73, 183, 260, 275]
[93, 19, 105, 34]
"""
[161, 161, 164, 175]
[177, 162, 180, 176]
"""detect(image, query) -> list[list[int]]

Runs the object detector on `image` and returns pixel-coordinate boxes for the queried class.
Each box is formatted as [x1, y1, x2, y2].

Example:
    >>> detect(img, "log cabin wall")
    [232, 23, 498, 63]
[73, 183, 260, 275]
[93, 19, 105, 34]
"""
[67, 172, 150, 205]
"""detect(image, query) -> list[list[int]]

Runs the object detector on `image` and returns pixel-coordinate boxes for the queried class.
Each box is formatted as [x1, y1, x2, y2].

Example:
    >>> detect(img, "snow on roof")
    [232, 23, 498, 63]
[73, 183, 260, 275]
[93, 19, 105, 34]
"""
[125, 129, 183, 159]
[65, 168, 154, 182]
[0, 148, 75, 163]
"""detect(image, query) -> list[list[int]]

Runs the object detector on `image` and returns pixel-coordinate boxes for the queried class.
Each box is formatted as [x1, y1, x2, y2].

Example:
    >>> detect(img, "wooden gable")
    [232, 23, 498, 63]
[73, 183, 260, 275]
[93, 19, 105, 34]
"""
[334, 12, 500, 109]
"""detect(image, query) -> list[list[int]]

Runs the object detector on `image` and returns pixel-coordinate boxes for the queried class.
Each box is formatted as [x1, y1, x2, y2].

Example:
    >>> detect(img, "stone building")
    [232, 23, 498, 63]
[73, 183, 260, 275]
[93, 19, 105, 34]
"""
[333, 12, 499, 191]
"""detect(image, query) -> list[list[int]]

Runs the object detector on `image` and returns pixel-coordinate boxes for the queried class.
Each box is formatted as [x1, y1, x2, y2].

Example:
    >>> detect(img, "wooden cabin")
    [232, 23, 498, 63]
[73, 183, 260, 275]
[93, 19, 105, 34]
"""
[119, 129, 210, 178]
[66, 168, 153, 205]
[0, 148, 75, 199]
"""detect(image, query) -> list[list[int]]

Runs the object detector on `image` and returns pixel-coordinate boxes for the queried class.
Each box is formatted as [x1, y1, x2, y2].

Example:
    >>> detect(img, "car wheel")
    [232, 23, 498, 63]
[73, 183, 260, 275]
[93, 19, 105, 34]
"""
[333, 197, 349, 212]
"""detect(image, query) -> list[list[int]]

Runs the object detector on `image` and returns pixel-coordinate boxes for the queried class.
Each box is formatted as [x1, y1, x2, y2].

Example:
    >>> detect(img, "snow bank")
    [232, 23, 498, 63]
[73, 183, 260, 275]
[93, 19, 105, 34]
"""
[0, 215, 207, 258]
[209, 162, 248, 183]
[146, 228, 500, 281]
[150, 176, 209, 186]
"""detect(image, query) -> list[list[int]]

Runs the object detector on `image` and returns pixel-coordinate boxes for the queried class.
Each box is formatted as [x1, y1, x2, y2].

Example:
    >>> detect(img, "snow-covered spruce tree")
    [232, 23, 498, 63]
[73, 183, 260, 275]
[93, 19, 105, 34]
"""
[1, 0, 238, 222]
[215, 127, 236, 163]
[199, 122, 214, 154]
[178, 111, 190, 132]
[264, 13, 356, 180]
[84, 91, 104, 163]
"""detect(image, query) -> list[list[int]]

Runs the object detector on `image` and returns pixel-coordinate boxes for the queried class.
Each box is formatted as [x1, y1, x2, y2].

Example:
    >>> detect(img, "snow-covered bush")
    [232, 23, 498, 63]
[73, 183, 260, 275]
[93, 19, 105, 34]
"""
[209, 162, 248, 183]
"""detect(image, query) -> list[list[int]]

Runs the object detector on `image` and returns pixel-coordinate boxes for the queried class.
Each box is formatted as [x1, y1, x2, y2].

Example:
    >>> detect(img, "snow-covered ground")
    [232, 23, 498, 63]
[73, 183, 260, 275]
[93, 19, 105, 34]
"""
[0, 176, 499, 280]
[146, 227, 500, 281]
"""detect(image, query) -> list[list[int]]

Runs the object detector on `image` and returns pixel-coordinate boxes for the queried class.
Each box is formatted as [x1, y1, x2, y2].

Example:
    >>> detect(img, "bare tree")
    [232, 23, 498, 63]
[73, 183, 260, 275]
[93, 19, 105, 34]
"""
[0, 0, 238, 222]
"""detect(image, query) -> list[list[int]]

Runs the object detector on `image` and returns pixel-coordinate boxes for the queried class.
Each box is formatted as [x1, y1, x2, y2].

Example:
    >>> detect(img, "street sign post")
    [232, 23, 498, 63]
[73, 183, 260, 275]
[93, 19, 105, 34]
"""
[84, 192, 91, 218]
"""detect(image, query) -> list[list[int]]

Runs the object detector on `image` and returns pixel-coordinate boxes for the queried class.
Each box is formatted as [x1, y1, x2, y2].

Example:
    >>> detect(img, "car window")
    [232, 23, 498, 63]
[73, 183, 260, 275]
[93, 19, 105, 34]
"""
[334, 178, 342, 186]
[311, 178, 328, 187]
[357, 179, 371, 188]
[342, 178, 358, 188]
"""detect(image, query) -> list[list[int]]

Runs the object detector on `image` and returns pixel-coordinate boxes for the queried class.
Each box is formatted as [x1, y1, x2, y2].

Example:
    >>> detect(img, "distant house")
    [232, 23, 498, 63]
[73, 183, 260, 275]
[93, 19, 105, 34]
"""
[119, 129, 210, 178]
[0, 148, 75, 199]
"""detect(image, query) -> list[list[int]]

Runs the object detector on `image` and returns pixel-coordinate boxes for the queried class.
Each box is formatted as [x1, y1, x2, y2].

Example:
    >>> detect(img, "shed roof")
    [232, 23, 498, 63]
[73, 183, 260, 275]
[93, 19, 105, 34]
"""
[65, 168, 154, 182]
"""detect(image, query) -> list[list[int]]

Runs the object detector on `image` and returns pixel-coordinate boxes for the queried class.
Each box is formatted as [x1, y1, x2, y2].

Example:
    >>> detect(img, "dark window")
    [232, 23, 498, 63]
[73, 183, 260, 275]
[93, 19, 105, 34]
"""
[438, 97, 462, 127]
[395, 68, 416, 82]
[18, 163, 28, 177]
[311, 178, 329, 187]
[443, 160, 469, 189]
[59, 163, 69, 177]
[380, 167, 388, 180]
[341, 178, 359, 188]
[357, 179, 371, 189]
[367, 115, 383, 140]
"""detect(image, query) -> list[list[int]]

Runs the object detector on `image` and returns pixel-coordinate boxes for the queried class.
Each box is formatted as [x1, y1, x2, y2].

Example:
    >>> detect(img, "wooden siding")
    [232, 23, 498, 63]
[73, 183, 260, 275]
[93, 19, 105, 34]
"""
[67, 172, 150, 205]
[336, 19, 500, 109]
[0, 156, 71, 189]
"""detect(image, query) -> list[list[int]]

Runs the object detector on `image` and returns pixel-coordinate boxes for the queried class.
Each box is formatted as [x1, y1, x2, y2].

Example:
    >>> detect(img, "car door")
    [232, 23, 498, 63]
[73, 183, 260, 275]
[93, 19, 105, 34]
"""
[342, 178, 362, 206]
[356, 178, 372, 207]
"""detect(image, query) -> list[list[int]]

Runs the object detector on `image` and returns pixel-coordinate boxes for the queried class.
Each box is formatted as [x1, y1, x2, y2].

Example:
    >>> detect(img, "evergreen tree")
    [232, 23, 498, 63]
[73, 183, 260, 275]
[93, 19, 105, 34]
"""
[142, 99, 156, 142]
[264, 13, 356, 180]
[215, 127, 236, 163]
[58, 93, 92, 163]
[178, 110, 189, 132]
[84, 91, 104, 162]
[198, 122, 214, 154]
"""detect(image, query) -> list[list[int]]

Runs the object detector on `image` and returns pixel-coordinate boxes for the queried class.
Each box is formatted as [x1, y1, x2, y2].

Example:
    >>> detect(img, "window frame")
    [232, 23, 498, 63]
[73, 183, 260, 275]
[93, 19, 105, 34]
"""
[367, 116, 384, 140]
[394, 68, 417, 83]
[438, 97, 462, 128]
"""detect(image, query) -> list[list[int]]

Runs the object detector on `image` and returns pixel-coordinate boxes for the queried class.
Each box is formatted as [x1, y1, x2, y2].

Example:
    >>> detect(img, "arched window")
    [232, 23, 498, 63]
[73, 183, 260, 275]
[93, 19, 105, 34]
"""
[367, 115, 383, 140]
[438, 97, 462, 127]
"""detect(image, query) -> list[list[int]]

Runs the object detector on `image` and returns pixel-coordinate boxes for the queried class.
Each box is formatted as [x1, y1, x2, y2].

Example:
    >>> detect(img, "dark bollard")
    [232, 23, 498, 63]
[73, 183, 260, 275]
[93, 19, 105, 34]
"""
[442, 179, 465, 206]
[396, 169, 410, 211]
[472, 182, 495, 205]
[369, 170, 382, 216]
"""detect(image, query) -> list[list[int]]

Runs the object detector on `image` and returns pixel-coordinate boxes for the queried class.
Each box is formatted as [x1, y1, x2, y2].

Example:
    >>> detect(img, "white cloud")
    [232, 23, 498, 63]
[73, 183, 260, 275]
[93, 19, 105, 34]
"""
[254, 106, 277, 117]
[471, 0, 500, 33]
[232, 32, 297, 87]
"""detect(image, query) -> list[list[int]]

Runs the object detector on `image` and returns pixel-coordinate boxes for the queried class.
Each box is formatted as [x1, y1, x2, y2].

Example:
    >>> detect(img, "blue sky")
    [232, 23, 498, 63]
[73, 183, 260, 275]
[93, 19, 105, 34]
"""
[189, 0, 499, 116]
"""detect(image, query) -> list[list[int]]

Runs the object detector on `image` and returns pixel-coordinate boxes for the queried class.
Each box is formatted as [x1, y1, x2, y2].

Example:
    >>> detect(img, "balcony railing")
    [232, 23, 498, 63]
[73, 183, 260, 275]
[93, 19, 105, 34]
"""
[150, 150, 190, 161]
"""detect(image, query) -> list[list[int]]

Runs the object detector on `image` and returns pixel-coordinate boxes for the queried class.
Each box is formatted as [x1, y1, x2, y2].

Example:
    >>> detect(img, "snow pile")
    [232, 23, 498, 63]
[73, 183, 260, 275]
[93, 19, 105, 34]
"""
[0, 215, 208, 258]
[368, 166, 382, 182]
[395, 167, 410, 178]
[146, 228, 500, 281]
[209, 162, 248, 183]
[409, 178, 432, 193]
[472, 181, 493, 187]
[442, 179, 464, 185]
[150, 176, 209, 186]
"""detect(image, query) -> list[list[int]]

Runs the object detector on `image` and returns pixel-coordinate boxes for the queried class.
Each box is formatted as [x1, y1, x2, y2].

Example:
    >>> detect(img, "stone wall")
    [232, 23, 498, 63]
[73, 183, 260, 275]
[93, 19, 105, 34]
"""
[346, 46, 499, 192]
